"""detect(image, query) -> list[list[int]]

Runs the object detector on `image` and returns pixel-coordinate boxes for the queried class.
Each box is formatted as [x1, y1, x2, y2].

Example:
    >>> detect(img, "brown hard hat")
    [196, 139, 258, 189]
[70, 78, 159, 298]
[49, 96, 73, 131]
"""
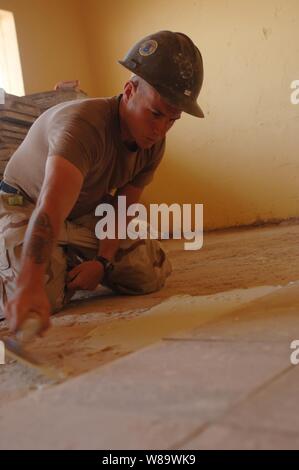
[118, 30, 204, 118]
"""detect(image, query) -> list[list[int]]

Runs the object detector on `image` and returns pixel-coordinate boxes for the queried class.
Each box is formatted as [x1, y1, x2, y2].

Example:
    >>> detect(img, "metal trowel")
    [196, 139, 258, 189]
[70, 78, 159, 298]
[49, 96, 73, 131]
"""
[3, 313, 64, 381]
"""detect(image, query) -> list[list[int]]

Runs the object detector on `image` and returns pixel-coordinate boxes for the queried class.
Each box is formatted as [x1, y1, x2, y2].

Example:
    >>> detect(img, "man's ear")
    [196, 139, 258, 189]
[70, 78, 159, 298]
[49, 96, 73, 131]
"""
[123, 80, 137, 103]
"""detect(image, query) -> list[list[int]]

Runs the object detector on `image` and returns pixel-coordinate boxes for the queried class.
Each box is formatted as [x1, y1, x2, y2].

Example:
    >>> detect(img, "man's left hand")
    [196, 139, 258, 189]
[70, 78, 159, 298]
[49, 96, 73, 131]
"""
[66, 260, 104, 292]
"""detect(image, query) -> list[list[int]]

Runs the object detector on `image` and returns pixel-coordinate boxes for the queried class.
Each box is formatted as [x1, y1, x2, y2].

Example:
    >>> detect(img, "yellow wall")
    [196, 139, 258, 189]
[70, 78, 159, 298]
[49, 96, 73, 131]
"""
[85, 0, 299, 230]
[2, 0, 299, 230]
[0, 0, 96, 95]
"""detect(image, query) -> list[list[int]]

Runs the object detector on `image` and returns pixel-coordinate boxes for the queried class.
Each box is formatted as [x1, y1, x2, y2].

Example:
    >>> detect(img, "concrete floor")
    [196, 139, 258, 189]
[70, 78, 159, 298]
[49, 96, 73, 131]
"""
[1, 222, 299, 449]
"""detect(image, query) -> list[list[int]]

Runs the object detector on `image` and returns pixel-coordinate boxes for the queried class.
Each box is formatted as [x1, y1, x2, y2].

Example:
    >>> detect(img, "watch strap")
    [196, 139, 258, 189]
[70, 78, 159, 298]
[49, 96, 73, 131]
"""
[94, 255, 113, 273]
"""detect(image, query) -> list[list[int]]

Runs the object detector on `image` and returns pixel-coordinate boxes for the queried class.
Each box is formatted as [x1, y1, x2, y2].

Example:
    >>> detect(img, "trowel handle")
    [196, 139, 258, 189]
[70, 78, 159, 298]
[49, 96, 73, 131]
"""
[16, 312, 43, 343]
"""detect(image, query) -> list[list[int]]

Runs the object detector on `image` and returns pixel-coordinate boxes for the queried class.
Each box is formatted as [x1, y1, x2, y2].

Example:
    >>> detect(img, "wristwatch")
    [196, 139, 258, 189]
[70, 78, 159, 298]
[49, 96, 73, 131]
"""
[94, 255, 114, 275]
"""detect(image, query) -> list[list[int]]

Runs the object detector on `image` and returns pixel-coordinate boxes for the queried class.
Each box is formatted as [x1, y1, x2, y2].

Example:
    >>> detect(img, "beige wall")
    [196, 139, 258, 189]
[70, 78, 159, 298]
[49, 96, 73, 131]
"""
[2, 0, 299, 230]
[0, 0, 96, 95]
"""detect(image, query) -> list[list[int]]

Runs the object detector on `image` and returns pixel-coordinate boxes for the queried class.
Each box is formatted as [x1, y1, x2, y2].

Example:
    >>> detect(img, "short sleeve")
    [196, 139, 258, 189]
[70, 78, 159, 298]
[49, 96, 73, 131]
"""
[131, 139, 166, 188]
[47, 107, 97, 178]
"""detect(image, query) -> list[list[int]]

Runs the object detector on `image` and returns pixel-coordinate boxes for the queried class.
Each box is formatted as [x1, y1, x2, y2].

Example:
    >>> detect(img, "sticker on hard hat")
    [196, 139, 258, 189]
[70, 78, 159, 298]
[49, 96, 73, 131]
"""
[139, 40, 158, 57]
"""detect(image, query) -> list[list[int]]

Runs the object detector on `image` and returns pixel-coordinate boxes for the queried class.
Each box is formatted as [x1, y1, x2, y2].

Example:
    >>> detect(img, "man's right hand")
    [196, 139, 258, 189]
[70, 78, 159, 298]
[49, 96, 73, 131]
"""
[4, 285, 51, 334]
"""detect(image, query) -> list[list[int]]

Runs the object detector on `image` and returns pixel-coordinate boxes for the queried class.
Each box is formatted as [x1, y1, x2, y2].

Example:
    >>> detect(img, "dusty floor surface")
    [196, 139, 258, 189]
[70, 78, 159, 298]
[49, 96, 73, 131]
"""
[1, 222, 299, 407]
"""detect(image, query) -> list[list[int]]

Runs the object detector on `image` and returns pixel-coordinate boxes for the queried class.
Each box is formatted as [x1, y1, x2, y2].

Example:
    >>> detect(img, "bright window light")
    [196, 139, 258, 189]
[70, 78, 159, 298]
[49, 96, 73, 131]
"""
[0, 9, 24, 96]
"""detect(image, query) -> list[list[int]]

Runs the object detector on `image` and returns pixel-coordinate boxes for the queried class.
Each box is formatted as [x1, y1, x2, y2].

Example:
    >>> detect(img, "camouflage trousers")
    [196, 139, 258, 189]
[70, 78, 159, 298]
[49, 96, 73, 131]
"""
[0, 192, 172, 319]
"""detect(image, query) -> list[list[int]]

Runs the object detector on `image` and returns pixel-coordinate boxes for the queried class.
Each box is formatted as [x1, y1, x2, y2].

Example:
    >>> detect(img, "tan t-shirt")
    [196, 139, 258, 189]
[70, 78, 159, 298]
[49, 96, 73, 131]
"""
[4, 95, 165, 219]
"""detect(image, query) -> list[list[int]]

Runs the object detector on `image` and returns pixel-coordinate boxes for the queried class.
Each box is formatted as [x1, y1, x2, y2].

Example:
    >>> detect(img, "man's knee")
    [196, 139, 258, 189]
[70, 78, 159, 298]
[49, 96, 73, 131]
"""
[105, 239, 172, 295]
[0, 239, 68, 315]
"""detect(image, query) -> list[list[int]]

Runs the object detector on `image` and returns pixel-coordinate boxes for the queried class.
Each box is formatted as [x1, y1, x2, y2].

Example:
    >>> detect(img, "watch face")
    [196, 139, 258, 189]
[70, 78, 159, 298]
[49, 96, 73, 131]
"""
[102, 260, 109, 270]
[106, 262, 114, 273]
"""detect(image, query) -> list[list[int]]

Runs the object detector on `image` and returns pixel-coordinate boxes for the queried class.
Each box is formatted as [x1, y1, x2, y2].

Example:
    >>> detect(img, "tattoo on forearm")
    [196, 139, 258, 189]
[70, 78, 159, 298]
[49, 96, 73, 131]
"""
[27, 212, 54, 264]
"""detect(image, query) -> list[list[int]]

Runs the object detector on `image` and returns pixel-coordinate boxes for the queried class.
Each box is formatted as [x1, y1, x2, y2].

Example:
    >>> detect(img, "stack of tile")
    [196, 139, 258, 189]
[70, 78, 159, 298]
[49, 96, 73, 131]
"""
[26, 88, 87, 111]
[0, 83, 88, 178]
[0, 92, 40, 178]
